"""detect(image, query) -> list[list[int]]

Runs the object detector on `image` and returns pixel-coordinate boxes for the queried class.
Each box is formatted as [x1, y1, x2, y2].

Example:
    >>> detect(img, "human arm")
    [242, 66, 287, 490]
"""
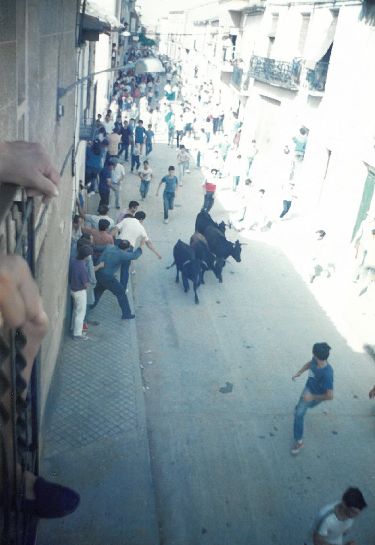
[120, 247, 143, 262]
[94, 262, 105, 272]
[156, 179, 164, 196]
[145, 240, 162, 259]
[0, 141, 60, 202]
[292, 361, 311, 380]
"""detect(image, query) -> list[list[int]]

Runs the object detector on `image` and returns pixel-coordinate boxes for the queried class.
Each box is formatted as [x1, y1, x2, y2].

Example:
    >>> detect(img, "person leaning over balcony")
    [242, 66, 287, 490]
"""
[0, 140, 80, 518]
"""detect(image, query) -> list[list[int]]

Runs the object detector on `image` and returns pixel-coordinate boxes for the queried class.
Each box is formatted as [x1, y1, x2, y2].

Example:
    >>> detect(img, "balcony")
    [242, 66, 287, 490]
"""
[231, 66, 244, 89]
[306, 61, 329, 93]
[249, 55, 301, 91]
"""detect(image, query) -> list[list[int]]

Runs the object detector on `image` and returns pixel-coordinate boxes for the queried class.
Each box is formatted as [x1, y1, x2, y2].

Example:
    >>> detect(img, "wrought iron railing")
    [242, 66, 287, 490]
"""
[0, 188, 39, 545]
[249, 55, 302, 90]
[306, 61, 329, 92]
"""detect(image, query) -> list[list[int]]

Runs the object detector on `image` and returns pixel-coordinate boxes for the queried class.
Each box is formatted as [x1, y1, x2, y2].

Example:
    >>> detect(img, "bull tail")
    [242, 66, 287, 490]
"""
[166, 261, 176, 270]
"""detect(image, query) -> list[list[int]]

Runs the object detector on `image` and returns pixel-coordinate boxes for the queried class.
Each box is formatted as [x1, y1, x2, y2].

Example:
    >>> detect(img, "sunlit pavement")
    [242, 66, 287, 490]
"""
[127, 132, 375, 545]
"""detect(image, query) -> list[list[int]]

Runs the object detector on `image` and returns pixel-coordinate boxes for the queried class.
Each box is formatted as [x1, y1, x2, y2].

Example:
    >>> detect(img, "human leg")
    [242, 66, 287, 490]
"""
[293, 393, 321, 442]
[163, 193, 169, 220]
[71, 290, 87, 337]
[120, 261, 130, 290]
[105, 276, 133, 317]
[280, 200, 292, 218]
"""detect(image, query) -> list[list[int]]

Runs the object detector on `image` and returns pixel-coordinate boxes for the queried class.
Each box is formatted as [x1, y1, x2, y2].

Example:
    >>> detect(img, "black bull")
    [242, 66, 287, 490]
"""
[167, 240, 202, 304]
[203, 225, 242, 282]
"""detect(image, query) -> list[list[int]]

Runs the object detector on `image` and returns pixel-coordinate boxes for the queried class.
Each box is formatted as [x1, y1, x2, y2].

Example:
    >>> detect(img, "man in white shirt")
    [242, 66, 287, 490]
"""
[309, 487, 366, 545]
[113, 211, 161, 289]
[138, 160, 153, 200]
[110, 158, 125, 209]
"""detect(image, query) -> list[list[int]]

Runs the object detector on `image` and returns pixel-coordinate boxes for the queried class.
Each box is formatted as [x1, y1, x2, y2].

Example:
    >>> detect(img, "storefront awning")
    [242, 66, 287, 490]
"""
[134, 58, 165, 74]
[84, 0, 121, 28]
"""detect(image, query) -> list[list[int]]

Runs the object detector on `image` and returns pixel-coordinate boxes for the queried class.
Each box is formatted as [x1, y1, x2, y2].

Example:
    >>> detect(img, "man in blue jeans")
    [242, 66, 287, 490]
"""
[91, 240, 143, 319]
[156, 165, 178, 224]
[291, 342, 334, 455]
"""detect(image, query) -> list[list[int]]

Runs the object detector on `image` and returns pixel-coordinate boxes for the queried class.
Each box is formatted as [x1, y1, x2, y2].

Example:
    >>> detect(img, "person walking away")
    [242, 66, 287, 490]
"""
[138, 160, 153, 200]
[69, 245, 92, 340]
[134, 119, 147, 156]
[156, 166, 178, 224]
[309, 230, 335, 283]
[131, 145, 140, 173]
[91, 240, 143, 320]
[167, 113, 176, 147]
[110, 157, 125, 209]
[308, 487, 366, 545]
[247, 139, 258, 173]
[119, 120, 131, 162]
[232, 154, 246, 191]
[177, 145, 191, 185]
[98, 160, 114, 207]
[85, 139, 102, 194]
[279, 182, 296, 219]
[145, 124, 154, 156]
[293, 126, 308, 162]
[107, 128, 121, 159]
[175, 115, 184, 148]
[202, 168, 218, 212]
[291, 342, 333, 455]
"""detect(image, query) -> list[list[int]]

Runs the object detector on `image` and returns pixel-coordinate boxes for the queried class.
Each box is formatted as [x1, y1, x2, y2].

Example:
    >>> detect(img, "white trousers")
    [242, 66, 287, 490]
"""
[71, 289, 87, 337]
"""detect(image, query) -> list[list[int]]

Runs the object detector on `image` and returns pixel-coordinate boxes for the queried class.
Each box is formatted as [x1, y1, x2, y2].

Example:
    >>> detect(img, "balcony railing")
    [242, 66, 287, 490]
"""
[306, 61, 329, 93]
[249, 55, 301, 90]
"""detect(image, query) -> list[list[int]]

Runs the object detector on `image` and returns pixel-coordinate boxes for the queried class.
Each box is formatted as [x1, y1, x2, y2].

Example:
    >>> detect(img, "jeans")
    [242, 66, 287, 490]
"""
[111, 184, 121, 208]
[203, 192, 214, 212]
[280, 200, 292, 218]
[131, 154, 140, 171]
[178, 161, 189, 181]
[163, 192, 175, 220]
[233, 176, 240, 191]
[293, 391, 322, 441]
[212, 117, 220, 134]
[119, 142, 129, 161]
[99, 189, 110, 207]
[140, 179, 150, 199]
[176, 130, 183, 147]
[94, 273, 132, 317]
[168, 128, 175, 146]
[120, 261, 130, 291]
[146, 141, 152, 155]
[196, 151, 201, 167]
[71, 289, 87, 336]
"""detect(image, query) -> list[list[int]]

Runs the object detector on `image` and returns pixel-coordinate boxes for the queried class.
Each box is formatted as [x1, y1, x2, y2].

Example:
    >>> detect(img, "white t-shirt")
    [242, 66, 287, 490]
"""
[139, 167, 153, 182]
[116, 218, 149, 248]
[112, 163, 125, 185]
[310, 503, 353, 545]
[85, 214, 114, 230]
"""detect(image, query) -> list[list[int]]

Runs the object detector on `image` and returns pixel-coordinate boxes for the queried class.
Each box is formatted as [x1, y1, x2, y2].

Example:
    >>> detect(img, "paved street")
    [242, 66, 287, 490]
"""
[39, 138, 375, 545]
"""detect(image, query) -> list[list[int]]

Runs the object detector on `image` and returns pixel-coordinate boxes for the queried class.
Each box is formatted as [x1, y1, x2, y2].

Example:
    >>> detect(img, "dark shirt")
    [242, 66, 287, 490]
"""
[161, 175, 178, 193]
[69, 257, 89, 291]
[145, 129, 154, 143]
[135, 126, 147, 144]
[99, 166, 111, 194]
[121, 126, 131, 144]
[98, 245, 142, 278]
[305, 357, 334, 395]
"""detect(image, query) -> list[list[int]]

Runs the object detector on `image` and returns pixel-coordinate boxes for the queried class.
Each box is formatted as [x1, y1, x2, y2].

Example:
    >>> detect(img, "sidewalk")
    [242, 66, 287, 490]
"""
[37, 195, 159, 544]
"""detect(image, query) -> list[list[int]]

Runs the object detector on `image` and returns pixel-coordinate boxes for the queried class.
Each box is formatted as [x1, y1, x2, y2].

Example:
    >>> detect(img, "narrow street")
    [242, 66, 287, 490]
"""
[129, 141, 374, 544]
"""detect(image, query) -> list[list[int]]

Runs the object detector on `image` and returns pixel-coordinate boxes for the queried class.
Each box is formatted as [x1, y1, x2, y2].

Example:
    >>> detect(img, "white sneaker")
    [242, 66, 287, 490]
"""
[291, 440, 304, 455]
[164, 219, 169, 224]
